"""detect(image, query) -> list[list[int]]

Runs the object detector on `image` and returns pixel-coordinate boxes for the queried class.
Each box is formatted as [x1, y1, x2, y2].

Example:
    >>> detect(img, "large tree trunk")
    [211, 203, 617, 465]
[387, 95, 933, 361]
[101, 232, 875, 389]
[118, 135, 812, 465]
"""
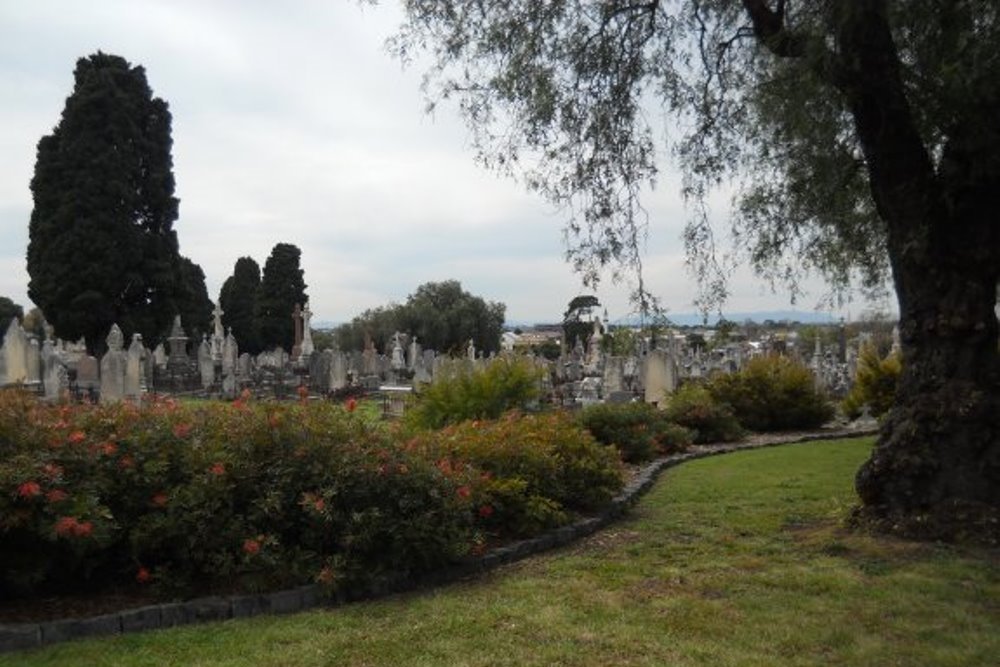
[855, 254, 1000, 543]
[836, 2, 1000, 543]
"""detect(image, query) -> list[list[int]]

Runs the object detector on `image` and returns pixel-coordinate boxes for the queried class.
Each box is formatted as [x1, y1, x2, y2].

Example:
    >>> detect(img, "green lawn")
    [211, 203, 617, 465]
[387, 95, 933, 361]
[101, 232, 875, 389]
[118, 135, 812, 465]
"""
[6, 437, 997, 666]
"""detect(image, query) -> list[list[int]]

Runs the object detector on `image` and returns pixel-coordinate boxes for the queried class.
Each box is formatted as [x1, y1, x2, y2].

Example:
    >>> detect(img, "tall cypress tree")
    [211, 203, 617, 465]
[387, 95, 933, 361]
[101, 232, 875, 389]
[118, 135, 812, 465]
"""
[257, 243, 307, 352]
[27, 52, 181, 353]
[218, 256, 262, 354]
[175, 256, 213, 342]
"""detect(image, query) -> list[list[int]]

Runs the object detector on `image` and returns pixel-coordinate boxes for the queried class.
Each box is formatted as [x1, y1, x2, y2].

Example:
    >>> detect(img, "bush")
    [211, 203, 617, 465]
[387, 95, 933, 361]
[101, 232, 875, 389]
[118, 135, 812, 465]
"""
[579, 402, 693, 462]
[0, 390, 474, 598]
[706, 355, 835, 432]
[0, 389, 624, 600]
[407, 412, 624, 536]
[665, 383, 744, 444]
[405, 356, 542, 430]
[841, 343, 901, 420]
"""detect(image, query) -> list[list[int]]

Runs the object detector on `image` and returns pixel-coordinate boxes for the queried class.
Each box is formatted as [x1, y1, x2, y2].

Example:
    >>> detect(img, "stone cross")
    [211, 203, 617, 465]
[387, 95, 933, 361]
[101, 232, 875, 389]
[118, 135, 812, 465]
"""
[300, 302, 314, 359]
[212, 302, 225, 340]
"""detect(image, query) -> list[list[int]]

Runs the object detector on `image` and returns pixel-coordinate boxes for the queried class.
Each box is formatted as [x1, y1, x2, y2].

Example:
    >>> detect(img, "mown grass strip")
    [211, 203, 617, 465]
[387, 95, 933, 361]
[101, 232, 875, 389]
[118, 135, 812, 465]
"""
[5, 437, 997, 667]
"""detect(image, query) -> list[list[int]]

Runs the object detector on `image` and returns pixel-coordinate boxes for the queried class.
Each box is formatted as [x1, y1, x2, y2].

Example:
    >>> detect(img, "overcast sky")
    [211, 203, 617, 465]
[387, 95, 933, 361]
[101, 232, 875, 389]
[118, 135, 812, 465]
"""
[0, 1, 887, 327]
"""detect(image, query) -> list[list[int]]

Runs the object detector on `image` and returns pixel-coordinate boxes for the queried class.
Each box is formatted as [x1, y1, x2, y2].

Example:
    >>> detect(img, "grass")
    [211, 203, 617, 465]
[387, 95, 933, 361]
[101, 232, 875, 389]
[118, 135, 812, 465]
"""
[5, 437, 997, 666]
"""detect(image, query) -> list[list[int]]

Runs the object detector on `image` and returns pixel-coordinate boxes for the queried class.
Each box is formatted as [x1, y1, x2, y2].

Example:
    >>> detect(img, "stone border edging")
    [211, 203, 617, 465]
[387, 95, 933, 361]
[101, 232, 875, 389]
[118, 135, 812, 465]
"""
[0, 428, 877, 654]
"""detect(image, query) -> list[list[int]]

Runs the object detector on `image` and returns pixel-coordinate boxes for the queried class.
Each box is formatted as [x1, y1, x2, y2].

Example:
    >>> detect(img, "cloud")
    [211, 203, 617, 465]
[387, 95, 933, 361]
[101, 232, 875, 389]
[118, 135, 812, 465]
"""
[0, 1, 876, 329]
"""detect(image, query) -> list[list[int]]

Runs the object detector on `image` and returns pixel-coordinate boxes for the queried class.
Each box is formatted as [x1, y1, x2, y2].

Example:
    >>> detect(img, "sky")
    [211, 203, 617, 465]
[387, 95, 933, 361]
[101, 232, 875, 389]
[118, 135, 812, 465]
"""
[0, 1, 892, 328]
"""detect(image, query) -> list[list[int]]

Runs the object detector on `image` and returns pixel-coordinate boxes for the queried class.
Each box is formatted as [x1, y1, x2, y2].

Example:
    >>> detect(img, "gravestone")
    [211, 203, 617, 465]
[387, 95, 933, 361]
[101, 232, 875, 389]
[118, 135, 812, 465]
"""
[642, 349, 677, 406]
[43, 350, 68, 402]
[602, 356, 624, 394]
[198, 337, 214, 389]
[330, 350, 348, 391]
[222, 330, 238, 378]
[100, 324, 127, 403]
[26, 338, 41, 385]
[291, 304, 304, 360]
[299, 302, 314, 361]
[2, 319, 28, 384]
[125, 334, 145, 400]
[237, 352, 252, 379]
[408, 337, 421, 371]
[76, 355, 100, 392]
[309, 351, 331, 393]
[152, 344, 168, 367]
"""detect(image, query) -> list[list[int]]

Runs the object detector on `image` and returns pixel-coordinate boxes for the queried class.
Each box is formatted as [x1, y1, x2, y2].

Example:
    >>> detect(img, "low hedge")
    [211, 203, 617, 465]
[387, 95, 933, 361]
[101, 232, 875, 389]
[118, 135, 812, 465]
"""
[578, 402, 693, 462]
[0, 390, 622, 601]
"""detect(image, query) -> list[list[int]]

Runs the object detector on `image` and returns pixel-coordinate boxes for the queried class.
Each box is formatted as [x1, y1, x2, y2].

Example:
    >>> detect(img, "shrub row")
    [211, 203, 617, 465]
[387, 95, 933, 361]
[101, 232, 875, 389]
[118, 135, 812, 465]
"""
[0, 390, 622, 601]
[578, 402, 693, 461]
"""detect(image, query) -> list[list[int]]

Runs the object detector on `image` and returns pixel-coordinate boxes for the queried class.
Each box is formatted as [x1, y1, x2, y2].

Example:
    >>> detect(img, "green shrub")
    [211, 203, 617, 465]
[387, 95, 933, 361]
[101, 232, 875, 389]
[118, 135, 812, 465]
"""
[407, 412, 624, 536]
[665, 383, 745, 443]
[706, 355, 835, 432]
[405, 356, 542, 430]
[0, 389, 624, 600]
[0, 392, 474, 598]
[579, 402, 693, 462]
[841, 343, 901, 420]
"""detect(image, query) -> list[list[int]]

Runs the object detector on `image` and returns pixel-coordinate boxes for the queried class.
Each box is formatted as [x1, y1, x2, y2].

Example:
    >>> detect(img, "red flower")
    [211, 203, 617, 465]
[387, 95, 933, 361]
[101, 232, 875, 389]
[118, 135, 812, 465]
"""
[345, 398, 357, 413]
[99, 441, 118, 456]
[67, 430, 86, 445]
[151, 492, 168, 508]
[74, 521, 94, 538]
[478, 504, 494, 519]
[136, 567, 151, 584]
[313, 497, 325, 512]
[17, 480, 42, 499]
[172, 422, 192, 438]
[54, 516, 78, 537]
[45, 489, 69, 504]
[242, 538, 261, 555]
[456, 485, 472, 499]
[209, 462, 226, 476]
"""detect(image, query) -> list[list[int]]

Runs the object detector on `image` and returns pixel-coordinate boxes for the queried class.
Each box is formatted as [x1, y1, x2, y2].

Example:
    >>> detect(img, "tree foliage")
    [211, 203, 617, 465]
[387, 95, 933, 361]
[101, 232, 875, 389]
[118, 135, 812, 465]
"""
[27, 52, 185, 352]
[562, 295, 601, 349]
[390, 1, 1000, 540]
[219, 256, 262, 355]
[257, 243, 308, 352]
[336, 280, 506, 355]
[174, 256, 213, 342]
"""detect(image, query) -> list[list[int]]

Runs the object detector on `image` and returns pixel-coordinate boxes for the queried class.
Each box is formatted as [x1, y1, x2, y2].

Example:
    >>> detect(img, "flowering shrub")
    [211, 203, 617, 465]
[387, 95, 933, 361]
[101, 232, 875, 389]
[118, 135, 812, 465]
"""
[665, 383, 745, 443]
[404, 356, 542, 430]
[406, 412, 624, 536]
[706, 355, 835, 432]
[0, 389, 623, 602]
[578, 402, 693, 462]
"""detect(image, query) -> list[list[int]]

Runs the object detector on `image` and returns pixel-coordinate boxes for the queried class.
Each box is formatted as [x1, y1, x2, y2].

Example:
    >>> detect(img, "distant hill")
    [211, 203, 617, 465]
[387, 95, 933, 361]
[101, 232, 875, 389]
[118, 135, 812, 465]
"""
[504, 310, 848, 329]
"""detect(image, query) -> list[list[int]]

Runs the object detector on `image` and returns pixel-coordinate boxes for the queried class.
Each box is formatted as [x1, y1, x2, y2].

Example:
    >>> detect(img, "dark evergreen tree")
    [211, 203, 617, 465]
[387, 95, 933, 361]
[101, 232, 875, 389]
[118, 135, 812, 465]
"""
[218, 256, 262, 354]
[175, 256, 213, 342]
[0, 297, 23, 334]
[394, 1, 1000, 541]
[562, 295, 601, 350]
[257, 243, 307, 352]
[27, 52, 181, 353]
